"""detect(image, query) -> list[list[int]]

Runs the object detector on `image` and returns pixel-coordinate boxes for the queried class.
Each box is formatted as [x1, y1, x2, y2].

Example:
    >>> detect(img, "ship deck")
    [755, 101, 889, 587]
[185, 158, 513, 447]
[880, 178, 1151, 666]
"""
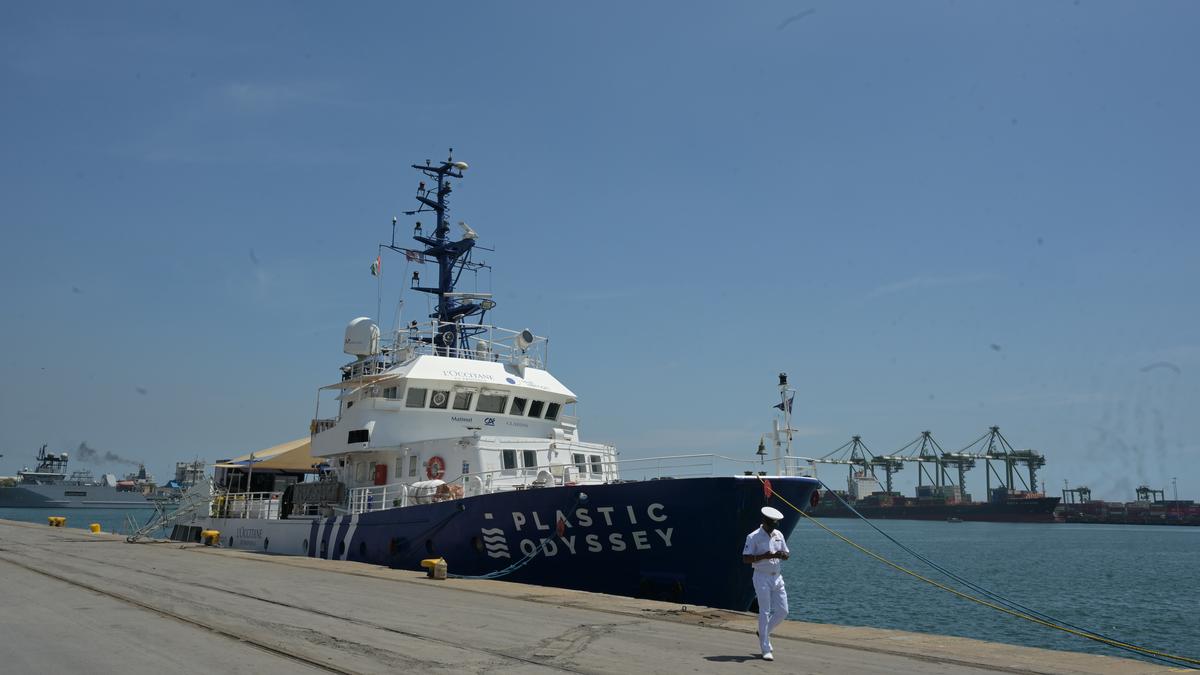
[0, 518, 1173, 674]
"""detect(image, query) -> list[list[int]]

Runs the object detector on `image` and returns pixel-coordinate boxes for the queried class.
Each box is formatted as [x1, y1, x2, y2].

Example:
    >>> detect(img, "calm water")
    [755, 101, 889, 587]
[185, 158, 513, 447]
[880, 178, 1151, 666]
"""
[787, 518, 1198, 662]
[0, 506, 169, 537]
[3, 507, 1194, 663]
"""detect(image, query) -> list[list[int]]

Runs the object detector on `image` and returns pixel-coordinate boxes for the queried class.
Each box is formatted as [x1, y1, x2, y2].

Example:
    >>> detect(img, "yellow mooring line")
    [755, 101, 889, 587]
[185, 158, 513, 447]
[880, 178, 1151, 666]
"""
[764, 478, 1200, 669]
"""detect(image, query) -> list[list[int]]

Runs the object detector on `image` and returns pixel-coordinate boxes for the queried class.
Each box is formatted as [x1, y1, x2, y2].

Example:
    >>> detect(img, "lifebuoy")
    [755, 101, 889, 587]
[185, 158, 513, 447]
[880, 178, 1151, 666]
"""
[426, 455, 446, 480]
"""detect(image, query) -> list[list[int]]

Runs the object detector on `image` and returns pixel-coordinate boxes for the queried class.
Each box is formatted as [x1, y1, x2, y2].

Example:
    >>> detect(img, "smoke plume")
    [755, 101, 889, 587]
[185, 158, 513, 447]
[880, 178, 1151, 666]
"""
[76, 441, 141, 467]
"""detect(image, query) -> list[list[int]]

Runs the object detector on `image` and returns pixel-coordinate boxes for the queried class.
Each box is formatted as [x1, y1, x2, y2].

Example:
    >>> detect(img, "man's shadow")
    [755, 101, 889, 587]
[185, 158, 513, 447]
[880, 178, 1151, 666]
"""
[703, 654, 761, 663]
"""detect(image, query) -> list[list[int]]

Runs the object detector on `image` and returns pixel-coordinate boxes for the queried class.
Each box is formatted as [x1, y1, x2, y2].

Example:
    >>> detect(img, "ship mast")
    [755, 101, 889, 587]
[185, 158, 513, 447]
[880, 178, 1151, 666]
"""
[397, 149, 494, 355]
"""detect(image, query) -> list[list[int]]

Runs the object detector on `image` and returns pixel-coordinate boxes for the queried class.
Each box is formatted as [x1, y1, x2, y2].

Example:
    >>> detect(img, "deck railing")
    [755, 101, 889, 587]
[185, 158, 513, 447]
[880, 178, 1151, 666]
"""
[212, 491, 283, 519]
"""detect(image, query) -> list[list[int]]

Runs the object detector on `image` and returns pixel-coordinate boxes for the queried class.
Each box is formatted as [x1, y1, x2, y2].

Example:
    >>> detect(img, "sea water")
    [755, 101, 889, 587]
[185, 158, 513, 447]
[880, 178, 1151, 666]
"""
[0, 506, 169, 537]
[786, 518, 1198, 661]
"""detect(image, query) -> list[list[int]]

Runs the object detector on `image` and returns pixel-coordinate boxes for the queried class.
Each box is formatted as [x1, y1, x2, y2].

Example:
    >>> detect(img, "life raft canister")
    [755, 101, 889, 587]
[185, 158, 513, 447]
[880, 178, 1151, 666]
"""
[426, 455, 446, 480]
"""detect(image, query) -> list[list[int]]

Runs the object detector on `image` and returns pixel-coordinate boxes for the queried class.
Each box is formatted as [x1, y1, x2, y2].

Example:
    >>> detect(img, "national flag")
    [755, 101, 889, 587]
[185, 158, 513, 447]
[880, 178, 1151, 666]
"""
[370, 255, 381, 276]
[773, 395, 794, 413]
[762, 478, 774, 500]
[405, 249, 424, 264]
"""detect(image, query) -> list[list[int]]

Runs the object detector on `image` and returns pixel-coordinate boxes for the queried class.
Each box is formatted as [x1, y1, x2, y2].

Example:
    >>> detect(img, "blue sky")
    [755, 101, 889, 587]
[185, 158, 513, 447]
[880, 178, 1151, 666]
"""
[1, 1, 1196, 501]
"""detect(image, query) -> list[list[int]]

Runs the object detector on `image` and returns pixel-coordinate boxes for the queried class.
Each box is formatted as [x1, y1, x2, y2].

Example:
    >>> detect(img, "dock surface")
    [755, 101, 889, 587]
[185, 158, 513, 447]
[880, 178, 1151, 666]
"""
[0, 519, 1178, 674]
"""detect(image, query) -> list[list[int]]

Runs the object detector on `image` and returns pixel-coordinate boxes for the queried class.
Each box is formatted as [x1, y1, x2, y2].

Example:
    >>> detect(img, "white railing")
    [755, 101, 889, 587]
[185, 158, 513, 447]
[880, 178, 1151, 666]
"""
[345, 454, 815, 515]
[212, 491, 283, 519]
[348, 482, 410, 514]
[349, 321, 550, 372]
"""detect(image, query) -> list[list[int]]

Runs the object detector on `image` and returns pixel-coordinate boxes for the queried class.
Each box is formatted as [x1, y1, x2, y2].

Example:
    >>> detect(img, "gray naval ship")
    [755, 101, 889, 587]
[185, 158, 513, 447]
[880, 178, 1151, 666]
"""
[0, 445, 156, 509]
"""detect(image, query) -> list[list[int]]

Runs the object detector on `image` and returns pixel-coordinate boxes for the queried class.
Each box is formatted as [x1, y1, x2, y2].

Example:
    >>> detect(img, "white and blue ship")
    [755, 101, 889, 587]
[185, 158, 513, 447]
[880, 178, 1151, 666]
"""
[177, 152, 819, 612]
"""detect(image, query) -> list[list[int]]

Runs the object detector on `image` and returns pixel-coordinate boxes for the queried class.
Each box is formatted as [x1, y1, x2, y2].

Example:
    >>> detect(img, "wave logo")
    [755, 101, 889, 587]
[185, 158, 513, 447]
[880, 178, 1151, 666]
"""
[480, 527, 511, 559]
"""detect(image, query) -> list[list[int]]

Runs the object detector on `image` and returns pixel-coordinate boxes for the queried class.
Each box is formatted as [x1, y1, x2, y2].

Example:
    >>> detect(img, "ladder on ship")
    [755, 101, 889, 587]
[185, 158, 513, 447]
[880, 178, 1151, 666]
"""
[126, 479, 213, 543]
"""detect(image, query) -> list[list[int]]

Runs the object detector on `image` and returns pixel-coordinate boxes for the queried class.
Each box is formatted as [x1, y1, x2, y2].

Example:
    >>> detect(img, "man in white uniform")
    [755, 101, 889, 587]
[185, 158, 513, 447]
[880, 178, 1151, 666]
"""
[742, 506, 790, 661]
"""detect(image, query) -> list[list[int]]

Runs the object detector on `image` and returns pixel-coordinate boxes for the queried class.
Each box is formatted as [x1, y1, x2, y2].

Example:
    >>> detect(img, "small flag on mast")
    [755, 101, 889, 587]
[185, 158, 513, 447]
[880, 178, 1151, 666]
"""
[405, 250, 424, 264]
[774, 395, 794, 413]
[370, 255, 381, 276]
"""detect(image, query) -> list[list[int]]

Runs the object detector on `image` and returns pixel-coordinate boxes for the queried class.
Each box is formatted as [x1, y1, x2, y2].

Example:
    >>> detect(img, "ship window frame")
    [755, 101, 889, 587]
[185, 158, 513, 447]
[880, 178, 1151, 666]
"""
[383, 386, 399, 400]
[522, 450, 538, 468]
[573, 453, 587, 475]
[589, 455, 603, 476]
[528, 400, 545, 418]
[453, 391, 474, 411]
[429, 390, 450, 409]
[406, 387, 428, 408]
[477, 393, 508, 414]
[408, 455, 419, 477]
[545, 402, 560, 421]
[509, 397, 527, 415]
[501, 449, 518, 471]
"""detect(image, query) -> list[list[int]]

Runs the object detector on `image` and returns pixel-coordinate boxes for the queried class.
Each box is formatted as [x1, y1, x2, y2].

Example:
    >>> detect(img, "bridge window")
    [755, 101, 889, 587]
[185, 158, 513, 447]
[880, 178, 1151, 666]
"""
[528, 400, 545, 418]
[573, 453, 587, 474]
[347, 429, 369, 444]
[406, 388, 427, 408]
[408, 455, 419, 477]
[522, 450, 537, 468]
[453, 391, 474, 410]
[383, 386, 399, 399]
[545, 402, 560, 421]
[589, 455, 603, 475]
[477, 393, 508, 414]
[509, 397, 527, 415]
[502, 450, 518, 470]
[429, 390, 450, 409]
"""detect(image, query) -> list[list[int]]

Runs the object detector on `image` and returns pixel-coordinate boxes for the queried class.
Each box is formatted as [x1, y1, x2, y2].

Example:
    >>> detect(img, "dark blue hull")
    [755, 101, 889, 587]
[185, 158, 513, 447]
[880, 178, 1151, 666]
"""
[201, 475, 819, 612]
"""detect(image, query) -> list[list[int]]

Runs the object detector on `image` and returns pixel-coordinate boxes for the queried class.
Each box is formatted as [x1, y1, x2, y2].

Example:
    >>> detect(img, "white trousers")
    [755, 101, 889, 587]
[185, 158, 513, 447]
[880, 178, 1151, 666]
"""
[753, 571, 788, 654]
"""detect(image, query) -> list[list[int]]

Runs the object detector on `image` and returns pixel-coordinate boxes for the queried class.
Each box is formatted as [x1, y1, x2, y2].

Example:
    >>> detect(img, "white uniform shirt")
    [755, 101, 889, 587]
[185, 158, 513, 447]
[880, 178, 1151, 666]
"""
[743, 526, 789, 573]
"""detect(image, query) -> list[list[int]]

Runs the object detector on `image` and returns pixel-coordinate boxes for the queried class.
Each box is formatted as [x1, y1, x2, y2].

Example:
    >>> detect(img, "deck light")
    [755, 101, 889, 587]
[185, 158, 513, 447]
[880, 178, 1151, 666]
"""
[480, 299, 497, 311]
[451, 161, 469, 170]
[413, 221, 423, 236]
[459, 221, 477, 239]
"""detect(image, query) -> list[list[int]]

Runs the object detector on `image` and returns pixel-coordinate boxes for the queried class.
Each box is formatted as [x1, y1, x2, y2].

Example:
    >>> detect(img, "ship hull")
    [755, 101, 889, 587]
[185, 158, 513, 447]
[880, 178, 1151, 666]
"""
[812, 496, 1060, 523]
[0, 484, 157, 508]
[183, 475, 819, 612]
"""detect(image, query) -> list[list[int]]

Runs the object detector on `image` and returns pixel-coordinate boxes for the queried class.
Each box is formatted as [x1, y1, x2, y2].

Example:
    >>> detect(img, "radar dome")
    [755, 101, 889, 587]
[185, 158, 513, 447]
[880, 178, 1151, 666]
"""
[344, 317, 380, 356]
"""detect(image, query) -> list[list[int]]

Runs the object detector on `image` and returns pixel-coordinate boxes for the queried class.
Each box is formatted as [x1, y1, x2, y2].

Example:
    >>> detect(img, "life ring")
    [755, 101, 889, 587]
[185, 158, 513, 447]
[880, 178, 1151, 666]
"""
[426, 455, 446, 480]
[431, 391, 448, 407]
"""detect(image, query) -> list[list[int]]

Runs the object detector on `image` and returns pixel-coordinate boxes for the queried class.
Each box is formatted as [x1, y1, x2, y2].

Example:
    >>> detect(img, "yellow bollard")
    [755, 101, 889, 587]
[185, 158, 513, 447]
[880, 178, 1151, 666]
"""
[420, 557, 447, 580]
[201, 530, 220, 546]
[89, 523, 102, 534]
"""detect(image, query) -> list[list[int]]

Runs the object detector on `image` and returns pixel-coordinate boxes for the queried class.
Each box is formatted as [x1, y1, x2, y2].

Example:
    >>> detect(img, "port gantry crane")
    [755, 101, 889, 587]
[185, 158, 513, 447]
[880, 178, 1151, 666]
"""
[955, 426, 1046, 498]
[813, 435, 887, 492]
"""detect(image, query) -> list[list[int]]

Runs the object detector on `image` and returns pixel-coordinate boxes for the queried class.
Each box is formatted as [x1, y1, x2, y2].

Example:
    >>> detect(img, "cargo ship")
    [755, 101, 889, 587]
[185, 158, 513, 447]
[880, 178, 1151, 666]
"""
[811, 481, 1060, 523]
[1059, 485, 1199, 526]
[806, 429, 1060, 523]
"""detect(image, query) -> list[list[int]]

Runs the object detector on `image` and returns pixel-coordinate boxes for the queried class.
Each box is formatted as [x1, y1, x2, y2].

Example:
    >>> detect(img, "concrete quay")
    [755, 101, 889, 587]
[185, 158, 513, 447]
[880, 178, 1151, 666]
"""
[0, 519, 1182, 674]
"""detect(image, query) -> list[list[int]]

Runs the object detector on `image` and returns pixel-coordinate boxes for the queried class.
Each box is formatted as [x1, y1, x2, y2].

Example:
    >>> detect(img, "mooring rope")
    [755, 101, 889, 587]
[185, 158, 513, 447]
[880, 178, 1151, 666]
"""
[763, 477, 1200, 669]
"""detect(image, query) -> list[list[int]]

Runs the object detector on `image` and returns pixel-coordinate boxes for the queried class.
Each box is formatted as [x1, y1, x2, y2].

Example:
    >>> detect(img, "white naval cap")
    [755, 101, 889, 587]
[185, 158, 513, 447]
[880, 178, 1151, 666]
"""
[761, 506, 784, 521]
